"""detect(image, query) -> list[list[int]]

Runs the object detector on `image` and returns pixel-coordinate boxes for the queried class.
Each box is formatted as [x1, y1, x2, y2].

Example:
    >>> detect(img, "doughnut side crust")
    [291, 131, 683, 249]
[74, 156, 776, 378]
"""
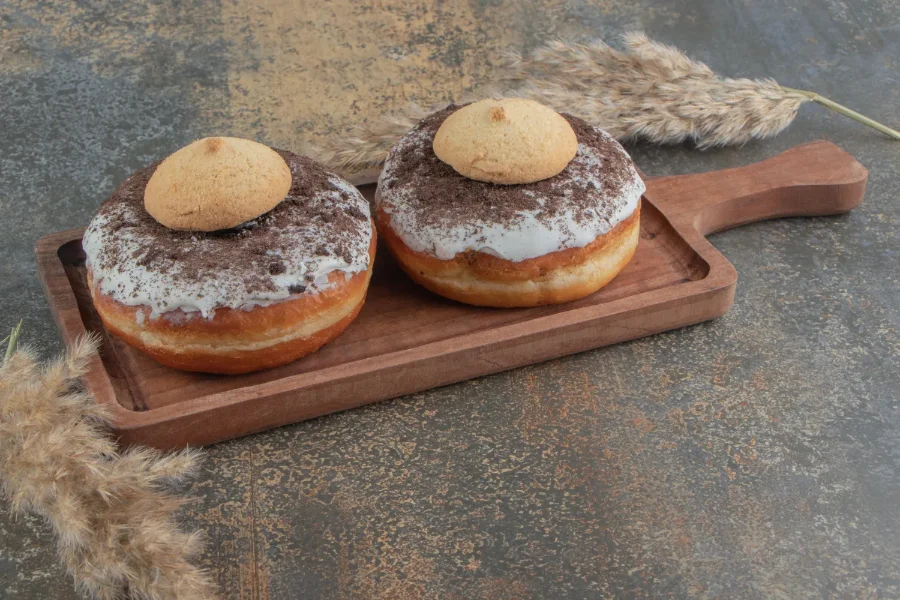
[377, 200, 640, 307]
[88, 232, 376, 374]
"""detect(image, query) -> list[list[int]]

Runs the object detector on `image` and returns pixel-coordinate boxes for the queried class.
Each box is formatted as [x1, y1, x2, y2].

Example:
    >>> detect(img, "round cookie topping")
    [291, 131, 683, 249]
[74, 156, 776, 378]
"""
[144, 136, 292, 231]
[432, 98, 578, 185]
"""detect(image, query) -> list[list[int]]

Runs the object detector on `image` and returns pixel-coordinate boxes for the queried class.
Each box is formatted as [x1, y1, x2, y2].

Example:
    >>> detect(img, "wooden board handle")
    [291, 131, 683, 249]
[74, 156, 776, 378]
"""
[644, 140, 868, 236]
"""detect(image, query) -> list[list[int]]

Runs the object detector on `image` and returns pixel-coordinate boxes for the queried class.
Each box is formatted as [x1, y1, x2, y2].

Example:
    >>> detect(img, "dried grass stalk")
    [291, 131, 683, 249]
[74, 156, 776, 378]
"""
[0, 333, 217, 600]
[317, 31, 897, 178]
[309, 103, 435, 177]
[502, 32, 808, 147]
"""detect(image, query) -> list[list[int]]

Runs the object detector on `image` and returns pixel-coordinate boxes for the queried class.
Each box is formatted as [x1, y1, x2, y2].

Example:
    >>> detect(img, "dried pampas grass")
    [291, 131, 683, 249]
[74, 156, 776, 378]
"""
[502, 32, 808, 147]
[0, 331, 217, 600]
[311, 103, 434, 180]
[317, 31, 898, 179]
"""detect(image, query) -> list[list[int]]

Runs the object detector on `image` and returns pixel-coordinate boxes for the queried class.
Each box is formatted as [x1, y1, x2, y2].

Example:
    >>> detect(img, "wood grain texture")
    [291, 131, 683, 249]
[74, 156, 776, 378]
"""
[35, 141, 867, 450]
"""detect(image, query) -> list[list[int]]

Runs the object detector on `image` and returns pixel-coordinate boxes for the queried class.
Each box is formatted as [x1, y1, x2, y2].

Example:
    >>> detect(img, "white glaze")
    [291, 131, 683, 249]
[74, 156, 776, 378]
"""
[83, 162, 372, 319]
[377, 126, 644, 262]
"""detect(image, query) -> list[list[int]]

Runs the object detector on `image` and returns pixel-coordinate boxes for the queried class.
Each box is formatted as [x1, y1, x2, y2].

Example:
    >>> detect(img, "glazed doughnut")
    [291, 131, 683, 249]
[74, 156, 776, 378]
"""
[375, 104, 645, 308]
[83, 150, 375, 374]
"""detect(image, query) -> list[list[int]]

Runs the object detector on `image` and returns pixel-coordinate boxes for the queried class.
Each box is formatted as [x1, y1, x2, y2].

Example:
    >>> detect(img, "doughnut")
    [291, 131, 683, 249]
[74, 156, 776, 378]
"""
[83, 147, 375, 374]
[375, 103, 645, 308]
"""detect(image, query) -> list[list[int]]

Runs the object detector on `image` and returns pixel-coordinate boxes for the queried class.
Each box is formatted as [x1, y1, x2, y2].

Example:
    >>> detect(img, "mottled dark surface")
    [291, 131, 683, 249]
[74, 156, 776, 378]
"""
[1, 1, 899, 598]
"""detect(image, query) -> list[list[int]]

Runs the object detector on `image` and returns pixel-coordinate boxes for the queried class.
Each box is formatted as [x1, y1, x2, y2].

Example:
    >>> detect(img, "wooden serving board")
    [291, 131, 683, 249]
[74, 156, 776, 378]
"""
[36, 141, 867, 449]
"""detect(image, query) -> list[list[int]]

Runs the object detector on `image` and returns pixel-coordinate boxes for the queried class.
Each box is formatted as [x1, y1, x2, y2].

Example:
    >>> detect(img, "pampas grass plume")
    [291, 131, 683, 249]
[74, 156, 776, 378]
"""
[317, 31, 897, 178]
[0, 332, 217, 600]
[502, 32, 809, 148]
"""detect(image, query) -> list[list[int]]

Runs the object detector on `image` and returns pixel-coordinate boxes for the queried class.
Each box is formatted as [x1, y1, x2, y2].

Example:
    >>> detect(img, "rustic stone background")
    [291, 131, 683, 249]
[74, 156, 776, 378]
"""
[1, 1, 898, 598]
